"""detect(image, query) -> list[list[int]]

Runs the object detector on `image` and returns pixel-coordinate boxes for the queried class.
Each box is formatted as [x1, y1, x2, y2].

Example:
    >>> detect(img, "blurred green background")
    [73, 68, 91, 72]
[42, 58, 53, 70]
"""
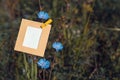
[0, 0, 120, 80]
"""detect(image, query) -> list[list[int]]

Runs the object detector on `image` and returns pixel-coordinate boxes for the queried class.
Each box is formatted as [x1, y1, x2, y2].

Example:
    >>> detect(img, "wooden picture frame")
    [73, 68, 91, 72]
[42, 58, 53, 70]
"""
[14, 19, 51, 57]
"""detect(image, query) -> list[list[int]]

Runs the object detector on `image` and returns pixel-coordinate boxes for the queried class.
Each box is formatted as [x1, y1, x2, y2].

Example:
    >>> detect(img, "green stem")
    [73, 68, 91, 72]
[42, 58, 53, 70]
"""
[31, 58, 34, 80]
[15, 68, 19, 80]
[23, 54, 30, 79]
[83, 15, 90, 35]
[83, 0, 96, 36]
[43, 69, 45, 80]
[34, 62, 37, 80]
[49, 54, 56, 80]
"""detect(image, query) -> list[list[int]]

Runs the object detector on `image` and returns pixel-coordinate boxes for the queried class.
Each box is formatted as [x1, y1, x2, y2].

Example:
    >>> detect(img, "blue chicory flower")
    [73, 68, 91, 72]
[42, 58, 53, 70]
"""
[37, 11, 50, 20]
[52, 42, 63, 52]
[37, 58, 50, 69]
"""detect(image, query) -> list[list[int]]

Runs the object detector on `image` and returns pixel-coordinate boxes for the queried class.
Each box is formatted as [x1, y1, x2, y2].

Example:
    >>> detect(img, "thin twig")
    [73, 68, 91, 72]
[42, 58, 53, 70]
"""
[49, 56, 55, 80]
[89, 67, 97, 79]
[89, 57, 98, 79]
[38, 0, 41, 11]
[39, 70, 42, 80]
[43, 69, 45, 80]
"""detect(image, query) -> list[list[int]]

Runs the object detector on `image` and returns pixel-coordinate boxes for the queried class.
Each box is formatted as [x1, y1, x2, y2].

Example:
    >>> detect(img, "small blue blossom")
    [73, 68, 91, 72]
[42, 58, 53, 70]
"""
[37, 11, 50, 20]
[52, 42, 63, 52]
[37, 58, 50, 69]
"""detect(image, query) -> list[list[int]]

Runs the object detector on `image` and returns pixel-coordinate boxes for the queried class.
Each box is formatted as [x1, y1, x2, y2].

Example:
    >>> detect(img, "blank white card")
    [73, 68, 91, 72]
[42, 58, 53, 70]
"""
[23, 26, 42, 49]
